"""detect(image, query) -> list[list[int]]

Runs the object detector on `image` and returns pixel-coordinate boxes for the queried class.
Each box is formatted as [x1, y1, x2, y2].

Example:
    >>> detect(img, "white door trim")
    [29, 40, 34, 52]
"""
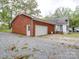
[26, 24, 30, 36]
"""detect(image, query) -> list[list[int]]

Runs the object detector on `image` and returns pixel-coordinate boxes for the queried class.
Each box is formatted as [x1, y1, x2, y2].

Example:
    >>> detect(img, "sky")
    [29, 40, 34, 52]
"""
[36, 0, 79, 17]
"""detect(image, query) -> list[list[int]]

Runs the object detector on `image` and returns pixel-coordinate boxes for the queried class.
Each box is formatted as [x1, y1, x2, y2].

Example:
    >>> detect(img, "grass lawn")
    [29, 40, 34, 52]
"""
[0, 29, 11, 32]
[63, 32, 79, 38]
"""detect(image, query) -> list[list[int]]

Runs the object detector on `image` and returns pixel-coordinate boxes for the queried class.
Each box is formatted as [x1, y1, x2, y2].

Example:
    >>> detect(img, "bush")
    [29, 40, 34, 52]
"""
[0, 23, 11, 32]
[0, 23, 9, 29]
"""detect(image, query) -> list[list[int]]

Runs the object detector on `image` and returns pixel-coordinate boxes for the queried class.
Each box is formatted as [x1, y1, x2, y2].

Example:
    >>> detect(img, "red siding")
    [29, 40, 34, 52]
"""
[12, 15, 31, 35]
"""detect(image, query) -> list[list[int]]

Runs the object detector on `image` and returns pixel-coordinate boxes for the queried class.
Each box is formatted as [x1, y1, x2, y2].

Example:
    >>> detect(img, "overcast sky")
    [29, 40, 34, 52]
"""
[36, 0, 79, 17]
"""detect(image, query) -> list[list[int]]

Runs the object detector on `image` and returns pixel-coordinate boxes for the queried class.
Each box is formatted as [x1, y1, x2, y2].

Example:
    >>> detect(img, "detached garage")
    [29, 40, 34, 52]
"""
[11, 14, 55, 36]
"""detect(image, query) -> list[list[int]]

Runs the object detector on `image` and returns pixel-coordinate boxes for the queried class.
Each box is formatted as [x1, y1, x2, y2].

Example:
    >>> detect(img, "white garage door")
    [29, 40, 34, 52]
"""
[35, 25, 48, 36]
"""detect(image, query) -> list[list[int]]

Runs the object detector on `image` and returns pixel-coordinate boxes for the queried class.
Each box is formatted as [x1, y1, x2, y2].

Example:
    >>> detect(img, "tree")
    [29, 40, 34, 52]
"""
[0, 0, 41, 29]
[10, 0, 41, 17]
[0, 0, 12, 29]
[53, 7, 72, 18]
[69, 6, 79, 32]
[44, 7, 72, 20]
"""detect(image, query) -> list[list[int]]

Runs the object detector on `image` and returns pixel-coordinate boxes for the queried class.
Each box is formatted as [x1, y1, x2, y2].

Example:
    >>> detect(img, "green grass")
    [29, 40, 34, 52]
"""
[0, 29, 11, 32]
[63, 32, 79, 38]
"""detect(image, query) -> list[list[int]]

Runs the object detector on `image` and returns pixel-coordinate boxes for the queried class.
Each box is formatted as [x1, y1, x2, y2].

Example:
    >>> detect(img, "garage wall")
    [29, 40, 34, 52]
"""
[32, 20, 55, 36]
[12, 15, 31, 35]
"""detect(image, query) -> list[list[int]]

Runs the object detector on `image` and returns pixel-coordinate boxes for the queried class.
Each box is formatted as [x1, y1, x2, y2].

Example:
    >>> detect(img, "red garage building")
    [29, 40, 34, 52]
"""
[11, 14, 55, 36]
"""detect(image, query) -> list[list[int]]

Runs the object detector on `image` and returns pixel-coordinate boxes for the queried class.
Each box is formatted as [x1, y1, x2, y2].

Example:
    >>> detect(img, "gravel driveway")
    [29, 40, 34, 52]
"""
[0, 32, 79, 59]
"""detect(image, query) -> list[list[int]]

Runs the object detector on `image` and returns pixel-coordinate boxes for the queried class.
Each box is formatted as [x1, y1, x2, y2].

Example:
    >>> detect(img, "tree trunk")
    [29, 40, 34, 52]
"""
[72, 27, 75, 32]
[8, 22, 11, 29]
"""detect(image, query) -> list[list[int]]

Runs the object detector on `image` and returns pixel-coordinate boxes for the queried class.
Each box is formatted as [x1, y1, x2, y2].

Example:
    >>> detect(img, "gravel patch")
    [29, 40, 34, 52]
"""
[0, 33, 79, 59]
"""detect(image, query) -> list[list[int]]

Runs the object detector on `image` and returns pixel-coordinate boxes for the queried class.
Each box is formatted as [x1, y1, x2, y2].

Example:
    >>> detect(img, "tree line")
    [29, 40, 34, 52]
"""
[44, 7, 79, 31]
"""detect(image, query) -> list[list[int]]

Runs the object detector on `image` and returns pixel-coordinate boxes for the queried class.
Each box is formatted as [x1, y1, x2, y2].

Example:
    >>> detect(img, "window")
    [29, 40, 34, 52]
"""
[60, 25, 63, 32]
[28, 25, 30, 31]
